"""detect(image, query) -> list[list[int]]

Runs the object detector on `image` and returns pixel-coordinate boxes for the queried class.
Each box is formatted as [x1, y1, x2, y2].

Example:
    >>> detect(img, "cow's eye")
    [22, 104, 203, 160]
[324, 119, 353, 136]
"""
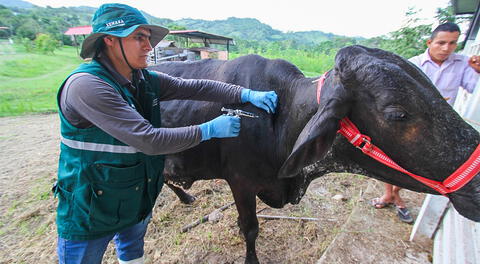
[384, 107, 408, 121]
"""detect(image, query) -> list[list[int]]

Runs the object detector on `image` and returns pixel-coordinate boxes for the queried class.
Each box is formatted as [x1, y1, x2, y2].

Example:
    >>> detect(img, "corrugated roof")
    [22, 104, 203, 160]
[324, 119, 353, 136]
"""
[64, 26, 93, 35]
[157, 40, 176, 48]
[169, 30, 235, 46]
[63, 27, 235, 46]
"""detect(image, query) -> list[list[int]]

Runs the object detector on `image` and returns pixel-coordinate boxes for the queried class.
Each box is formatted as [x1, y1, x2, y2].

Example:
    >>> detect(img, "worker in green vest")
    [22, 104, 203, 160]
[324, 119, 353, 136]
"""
[54, 3, 277, 264]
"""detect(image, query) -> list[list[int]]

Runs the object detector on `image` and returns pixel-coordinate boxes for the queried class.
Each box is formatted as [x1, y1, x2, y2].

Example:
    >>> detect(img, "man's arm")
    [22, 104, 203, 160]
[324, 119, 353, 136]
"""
[61, 73, 202, 155]
[462, 56, 480, 93]
[468, 55, 480, 73]
[153, 71, 277, 113]
[154, 71, 243, 103]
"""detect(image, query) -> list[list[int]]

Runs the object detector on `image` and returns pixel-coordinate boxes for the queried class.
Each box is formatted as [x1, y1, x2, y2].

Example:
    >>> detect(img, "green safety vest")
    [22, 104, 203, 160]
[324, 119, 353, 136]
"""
[55, 60, 165, 240]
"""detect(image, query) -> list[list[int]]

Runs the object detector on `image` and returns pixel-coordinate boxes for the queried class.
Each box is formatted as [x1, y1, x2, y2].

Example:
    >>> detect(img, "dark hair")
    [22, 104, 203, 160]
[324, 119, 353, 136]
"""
[93, 35, 106, 58]
[430, 22, 461, 40]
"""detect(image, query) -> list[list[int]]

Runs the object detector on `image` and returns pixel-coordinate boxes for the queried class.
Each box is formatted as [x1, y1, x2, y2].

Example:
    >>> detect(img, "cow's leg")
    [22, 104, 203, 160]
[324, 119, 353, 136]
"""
[229, 181, 259, 264]
[166, 183, 196, 204]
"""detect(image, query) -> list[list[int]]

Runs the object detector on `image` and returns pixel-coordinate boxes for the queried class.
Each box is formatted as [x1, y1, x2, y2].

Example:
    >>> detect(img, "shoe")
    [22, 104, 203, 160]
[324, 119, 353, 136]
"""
[370, 197, 393, 209]
[396, 206, 414, 224]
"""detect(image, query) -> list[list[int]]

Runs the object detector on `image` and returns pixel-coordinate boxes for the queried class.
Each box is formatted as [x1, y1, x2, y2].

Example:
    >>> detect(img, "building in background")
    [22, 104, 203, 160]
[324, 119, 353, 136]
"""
[150, 30, 235, 64]
[64, 26, 235, 64]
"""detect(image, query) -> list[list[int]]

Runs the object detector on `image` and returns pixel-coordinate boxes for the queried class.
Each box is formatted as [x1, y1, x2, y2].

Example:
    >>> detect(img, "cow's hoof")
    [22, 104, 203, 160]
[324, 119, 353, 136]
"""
[178, 193, 196, 204]
[245, 257, 260, 264]
[167, 184, 196, 204]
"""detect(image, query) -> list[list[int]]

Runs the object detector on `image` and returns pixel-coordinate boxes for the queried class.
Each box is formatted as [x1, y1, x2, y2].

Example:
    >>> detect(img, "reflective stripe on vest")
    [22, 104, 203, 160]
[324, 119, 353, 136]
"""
[61, 136, 140, 154]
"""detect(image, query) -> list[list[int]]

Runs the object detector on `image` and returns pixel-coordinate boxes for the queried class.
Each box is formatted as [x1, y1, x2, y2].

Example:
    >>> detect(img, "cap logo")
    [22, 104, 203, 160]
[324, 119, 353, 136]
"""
[105, 19, 125, 29]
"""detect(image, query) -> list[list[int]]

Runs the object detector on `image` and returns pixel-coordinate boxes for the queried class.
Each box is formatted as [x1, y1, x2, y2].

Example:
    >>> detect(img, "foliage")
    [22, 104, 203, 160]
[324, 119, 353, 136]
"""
[175, 17, 339, 45]
[34, 33, 58, 54]
[15, 15, 42, 40]
[378, 8, 431, 58]
[378, 5, 471, 59]
[435, 5, 457, 23]
[165, 24, 187, 31]
[0, 6, 17, 38]
[20, 37, 33, 52]
[231, 39, 337, 77]
[284, 31, 338, 46]
[381, 24, 431, 58]
[0, 4, 93, 45]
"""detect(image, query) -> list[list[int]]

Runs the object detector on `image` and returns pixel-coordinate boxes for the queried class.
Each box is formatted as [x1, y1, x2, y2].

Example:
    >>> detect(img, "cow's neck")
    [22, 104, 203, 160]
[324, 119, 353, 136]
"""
[275, 77, 320, 163]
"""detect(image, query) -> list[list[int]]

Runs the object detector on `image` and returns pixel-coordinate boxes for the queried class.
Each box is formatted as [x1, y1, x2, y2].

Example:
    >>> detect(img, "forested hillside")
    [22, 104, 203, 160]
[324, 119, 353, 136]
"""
[174, 17, 339, 44]
[0, 0, 347, 45]
[0, 0, 461, 61]
[0, 4, 95, 44]
[0, 0, 33, 9]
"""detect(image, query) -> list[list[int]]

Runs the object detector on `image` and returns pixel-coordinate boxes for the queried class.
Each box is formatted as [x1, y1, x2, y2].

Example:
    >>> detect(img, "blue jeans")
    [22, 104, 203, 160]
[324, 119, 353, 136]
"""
[57, 215, 150, 264]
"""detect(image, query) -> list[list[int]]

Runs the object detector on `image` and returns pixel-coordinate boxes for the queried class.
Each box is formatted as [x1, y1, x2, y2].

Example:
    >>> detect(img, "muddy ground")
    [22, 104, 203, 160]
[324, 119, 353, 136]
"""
[0, 113, 432, 263]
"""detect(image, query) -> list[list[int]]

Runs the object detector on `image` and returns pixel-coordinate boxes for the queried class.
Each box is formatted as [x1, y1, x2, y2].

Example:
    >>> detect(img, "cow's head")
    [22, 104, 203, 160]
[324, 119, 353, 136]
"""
[279, 45, 480, 221]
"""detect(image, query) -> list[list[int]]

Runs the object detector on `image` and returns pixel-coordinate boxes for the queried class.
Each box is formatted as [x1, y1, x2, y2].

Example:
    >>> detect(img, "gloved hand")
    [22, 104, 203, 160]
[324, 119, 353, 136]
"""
[241, 89, 278, 114]
[199, 115, 241, 141]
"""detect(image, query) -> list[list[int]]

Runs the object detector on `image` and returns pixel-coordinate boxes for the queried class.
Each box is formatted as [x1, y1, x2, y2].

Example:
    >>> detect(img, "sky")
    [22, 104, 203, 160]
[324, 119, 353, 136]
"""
[25, 0, 452, 38]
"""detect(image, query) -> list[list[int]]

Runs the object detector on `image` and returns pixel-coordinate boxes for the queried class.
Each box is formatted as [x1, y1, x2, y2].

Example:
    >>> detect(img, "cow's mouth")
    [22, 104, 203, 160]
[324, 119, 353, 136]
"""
[449, 178, 480, 222]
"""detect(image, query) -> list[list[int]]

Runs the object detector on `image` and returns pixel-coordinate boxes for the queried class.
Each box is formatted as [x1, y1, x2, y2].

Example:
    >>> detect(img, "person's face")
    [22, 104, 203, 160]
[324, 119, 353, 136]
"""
[106, 27, 153, 70]
[427, 31, 459, 65]
[122, 27, 153, 69]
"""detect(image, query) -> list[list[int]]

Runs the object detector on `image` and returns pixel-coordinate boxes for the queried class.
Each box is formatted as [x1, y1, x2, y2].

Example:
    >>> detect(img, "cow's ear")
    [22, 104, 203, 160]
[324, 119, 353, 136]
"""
[277, 70, 351, 179]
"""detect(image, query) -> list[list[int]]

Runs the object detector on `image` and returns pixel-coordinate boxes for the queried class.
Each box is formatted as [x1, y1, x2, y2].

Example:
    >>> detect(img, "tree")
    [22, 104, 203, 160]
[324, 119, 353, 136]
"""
[379, 3, 472, 58]
[35, 33, 57, 54]
[435, 5, 456, 23]
[0, 7, 19, 37]
[380, 8, 431, 58]
[16, 17, 42, 40]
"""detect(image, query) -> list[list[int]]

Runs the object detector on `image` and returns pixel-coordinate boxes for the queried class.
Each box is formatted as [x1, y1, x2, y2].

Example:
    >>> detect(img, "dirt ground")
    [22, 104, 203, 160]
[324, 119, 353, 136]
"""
[0, 113, 432, 264]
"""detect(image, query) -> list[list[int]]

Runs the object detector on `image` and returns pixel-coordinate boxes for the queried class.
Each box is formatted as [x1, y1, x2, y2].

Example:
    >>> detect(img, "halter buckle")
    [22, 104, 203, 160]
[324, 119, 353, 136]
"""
[356, 137, 373, 153]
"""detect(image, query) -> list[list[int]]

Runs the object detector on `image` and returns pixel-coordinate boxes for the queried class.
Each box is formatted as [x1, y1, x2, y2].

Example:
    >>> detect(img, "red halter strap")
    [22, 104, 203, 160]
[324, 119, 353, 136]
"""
[316, 71, 329, 104]
[316, 71, 480, 195]
[338, 118, 480, 195]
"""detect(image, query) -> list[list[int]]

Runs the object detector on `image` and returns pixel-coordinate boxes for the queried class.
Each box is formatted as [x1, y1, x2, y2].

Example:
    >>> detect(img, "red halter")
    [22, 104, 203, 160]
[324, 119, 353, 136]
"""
[316, 71, 480, 195]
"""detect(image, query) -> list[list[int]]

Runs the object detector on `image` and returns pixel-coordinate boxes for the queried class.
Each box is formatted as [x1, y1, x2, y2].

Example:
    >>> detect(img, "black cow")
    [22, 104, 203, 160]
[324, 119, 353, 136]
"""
[150, 45, 480, 264]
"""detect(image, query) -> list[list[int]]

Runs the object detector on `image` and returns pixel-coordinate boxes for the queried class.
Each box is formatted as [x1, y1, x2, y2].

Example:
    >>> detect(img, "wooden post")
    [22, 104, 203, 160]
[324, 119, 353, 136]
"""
[73, 35, 79, 55]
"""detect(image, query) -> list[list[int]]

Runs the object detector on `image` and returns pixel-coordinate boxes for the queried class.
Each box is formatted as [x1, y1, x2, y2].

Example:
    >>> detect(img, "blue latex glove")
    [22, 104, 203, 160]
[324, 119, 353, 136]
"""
[241, 89, 278, 114]
[199, 115, 241, 141]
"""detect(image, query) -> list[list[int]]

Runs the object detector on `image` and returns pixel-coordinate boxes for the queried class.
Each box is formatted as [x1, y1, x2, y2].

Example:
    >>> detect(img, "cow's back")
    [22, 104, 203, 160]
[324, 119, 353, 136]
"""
[150, 55, 305, 91]
[150, 58, 225, 80]
[148, 56, 315, 205]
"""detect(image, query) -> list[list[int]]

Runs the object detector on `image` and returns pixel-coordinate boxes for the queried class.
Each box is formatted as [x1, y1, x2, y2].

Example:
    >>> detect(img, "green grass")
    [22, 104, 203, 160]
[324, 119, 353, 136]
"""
[231, 50, 335, 77]
[0, 45, 83, 117]
[0, 44, 334, 117]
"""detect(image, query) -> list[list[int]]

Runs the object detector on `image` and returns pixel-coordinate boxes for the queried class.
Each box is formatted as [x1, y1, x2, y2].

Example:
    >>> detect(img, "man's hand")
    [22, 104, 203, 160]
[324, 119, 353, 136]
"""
[241, 89, 278, 114]
[199, 115, 241, 141]
[468, 55, 480, 73]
